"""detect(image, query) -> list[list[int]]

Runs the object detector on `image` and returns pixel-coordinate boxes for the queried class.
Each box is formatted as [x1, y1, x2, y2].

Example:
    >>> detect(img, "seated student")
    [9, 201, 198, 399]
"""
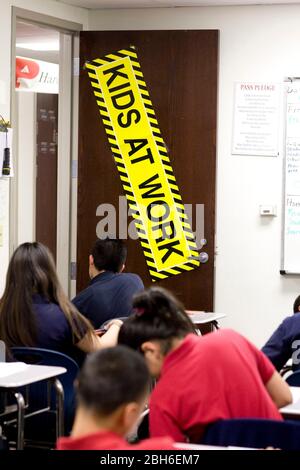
[262, 295, 300, 371]
[57, 346, 175, 450]
[0, 242, 121, 366]
[118, 287, 292, 443]
[72, 238, 144, 328]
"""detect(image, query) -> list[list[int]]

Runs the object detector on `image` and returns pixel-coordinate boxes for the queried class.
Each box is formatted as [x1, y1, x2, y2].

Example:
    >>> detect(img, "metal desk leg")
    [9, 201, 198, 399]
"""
[52, 378, 64, 439]
[14, 392, 25, 450]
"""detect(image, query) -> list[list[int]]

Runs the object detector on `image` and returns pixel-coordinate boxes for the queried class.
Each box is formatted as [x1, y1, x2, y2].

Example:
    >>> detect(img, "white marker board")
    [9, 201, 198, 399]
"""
[282, 81, 300, 274]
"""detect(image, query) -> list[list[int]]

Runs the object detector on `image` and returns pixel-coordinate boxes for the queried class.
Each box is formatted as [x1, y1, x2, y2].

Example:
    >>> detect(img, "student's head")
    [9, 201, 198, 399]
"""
[76, 346, 150, 437]
[0, 242, 92, 348]
[118, 287, 195, 377]
[294, 295, 300, 314]
[89, 238, 127, 278]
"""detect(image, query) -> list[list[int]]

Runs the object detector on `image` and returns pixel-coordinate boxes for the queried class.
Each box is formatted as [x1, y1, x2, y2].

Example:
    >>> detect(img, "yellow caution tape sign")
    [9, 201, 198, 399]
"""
[86, 47, 200, 281]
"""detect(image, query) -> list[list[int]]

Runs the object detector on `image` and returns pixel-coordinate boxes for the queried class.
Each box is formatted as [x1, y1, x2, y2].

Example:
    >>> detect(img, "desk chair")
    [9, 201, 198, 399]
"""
[202, 418, 300, 450]
[286, 370, 300, 386]
[9, 347, 78, 447]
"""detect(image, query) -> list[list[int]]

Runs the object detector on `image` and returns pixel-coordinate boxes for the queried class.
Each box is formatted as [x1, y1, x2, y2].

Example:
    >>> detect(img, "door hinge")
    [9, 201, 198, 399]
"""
[70, 262, 77, 281]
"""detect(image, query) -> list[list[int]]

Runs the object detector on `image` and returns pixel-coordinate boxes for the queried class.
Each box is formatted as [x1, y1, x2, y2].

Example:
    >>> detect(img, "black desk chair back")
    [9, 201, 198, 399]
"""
[202, 418, 300, 450]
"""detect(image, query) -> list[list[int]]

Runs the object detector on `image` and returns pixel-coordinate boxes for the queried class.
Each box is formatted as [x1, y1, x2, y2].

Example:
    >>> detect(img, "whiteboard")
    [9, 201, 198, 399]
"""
[282, 81, 300, 274]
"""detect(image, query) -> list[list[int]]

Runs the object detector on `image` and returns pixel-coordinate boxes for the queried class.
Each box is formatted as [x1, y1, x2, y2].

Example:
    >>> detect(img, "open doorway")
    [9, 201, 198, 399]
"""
[16, 20, 59, 259]
[11, 9, 82, 294]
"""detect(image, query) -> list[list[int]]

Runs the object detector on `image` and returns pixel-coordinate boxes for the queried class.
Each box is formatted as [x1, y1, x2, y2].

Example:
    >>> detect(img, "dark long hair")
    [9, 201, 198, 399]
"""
[118, 287, 196, 355]
[0, 242, 94, 348]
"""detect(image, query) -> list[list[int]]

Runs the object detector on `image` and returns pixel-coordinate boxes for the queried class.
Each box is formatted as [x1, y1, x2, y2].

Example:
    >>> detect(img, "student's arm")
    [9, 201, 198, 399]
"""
[75, 322, 121, 353]
[251, 341, 292, 408]
[265, 371, 292, 408]
[149, 404, 187, 443]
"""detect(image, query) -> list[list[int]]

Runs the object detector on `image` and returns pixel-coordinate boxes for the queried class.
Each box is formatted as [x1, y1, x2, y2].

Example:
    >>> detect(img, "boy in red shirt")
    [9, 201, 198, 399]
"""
[57, 346, 174, 450]
[118, 287, 293, 443]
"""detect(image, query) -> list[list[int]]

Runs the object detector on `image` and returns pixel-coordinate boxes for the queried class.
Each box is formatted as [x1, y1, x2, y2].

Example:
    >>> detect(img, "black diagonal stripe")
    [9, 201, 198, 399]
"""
[170, 188, 180, 196]
[110, 142, 119, 150]
[132, 65, 141, 72]
[98, 105, 108, 113]
[146, 111, 156, 119]
[138, 84, 147, 91]
[133, 219, 143, 225]
[112, 152, 123, 160]
[153, 131, 161, 138]
[144, 255, 155, 264]
[107, 133, 117, 141]
[173, 197, 182, 204]
[141, 246, 152, 254]
[159, 150, 168, 156]
[186, 261, 200, 268]
[165, 169, 173, 176]
[117, 170, 128, 178]
[101, 115, 111, 122]
[103, 56, 114, 62]
[150, 274, 162, 282]
[96, 96, 105, 102]
[155, 270, 171, 277]
[104, 124, 114, 131]
[161, 161, 172, 169]
[109, 51, 127, 59]
[124, 189, 134, 197]
[149, 121, 159, 129]
[171, 267, 189, 275]
[121, 180, 131, 188]
[144, 103, 154, 111]
[155, 141, 166, 148]
[167, 178, 177, 185]
[130, 209, 140, 217]
[141, 93, 150, 100]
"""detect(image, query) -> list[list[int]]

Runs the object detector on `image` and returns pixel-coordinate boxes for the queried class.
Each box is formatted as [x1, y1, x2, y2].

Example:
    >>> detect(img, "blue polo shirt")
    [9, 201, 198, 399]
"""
[262, 313, 300, 371]
[32, 294, 86, 366]
[72, 271, 144, 328]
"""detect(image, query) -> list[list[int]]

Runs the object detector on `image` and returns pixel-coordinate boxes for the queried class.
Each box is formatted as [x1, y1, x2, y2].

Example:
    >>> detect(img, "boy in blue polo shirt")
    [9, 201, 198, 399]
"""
[73, 238, 144, 328]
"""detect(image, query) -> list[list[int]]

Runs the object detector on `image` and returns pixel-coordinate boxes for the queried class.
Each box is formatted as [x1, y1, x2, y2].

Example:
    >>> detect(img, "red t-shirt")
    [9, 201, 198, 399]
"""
[57, 430, 175, 450]
[149, 329, 282, 443]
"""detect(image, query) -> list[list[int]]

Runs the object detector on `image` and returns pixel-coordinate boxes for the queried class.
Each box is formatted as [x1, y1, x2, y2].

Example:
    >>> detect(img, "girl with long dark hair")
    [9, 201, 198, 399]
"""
[0, 242, 121, 365]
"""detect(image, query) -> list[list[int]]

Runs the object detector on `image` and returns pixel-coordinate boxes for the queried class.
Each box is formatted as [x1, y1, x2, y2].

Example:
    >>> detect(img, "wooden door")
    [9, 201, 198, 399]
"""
[78, 30, 218, 311]
[36, 93, 58, 260]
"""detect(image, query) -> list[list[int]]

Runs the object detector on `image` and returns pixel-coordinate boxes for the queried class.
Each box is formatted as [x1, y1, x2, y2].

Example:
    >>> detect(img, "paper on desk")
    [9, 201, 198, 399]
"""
[0, 362, 29, 378]
[280, 386, 300, 414]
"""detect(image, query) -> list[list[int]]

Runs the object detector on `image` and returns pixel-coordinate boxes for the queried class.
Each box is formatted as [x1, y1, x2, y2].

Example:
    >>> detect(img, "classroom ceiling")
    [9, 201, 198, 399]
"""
[57, 0, 300, 9]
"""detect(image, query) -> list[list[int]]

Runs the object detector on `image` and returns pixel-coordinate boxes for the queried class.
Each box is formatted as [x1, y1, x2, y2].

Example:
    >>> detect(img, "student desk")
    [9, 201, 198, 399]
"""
[0, 363, 66, 449]
[186, 311, 226, 334]
[280, 386, 300, 419]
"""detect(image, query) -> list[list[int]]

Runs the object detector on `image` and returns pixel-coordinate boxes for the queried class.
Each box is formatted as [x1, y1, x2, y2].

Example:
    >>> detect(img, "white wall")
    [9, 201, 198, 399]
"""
[88, 4, 300, 347]
[0, 0, 88, 295]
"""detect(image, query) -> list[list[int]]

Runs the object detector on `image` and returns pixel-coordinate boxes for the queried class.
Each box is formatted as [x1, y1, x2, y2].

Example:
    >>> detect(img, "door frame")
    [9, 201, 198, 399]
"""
[10, 7, 82, 294]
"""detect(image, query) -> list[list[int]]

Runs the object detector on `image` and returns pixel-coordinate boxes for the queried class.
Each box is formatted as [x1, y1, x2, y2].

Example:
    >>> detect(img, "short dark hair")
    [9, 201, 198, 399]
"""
[118, 287, 196, 355]
[294, 295, 300, 314]
[91, 238, 127, 272]
[76, 346, 150, 416]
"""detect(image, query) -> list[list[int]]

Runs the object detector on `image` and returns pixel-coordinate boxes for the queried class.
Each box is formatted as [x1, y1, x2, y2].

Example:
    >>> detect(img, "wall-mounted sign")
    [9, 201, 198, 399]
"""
[232, 82, 280, 157]
[87, 47, 200, 281]
[16, 56, 59, 94]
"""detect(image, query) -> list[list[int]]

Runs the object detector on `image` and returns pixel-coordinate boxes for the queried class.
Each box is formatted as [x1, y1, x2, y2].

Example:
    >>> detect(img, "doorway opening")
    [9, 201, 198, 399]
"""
[11, 9, 81, 294]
